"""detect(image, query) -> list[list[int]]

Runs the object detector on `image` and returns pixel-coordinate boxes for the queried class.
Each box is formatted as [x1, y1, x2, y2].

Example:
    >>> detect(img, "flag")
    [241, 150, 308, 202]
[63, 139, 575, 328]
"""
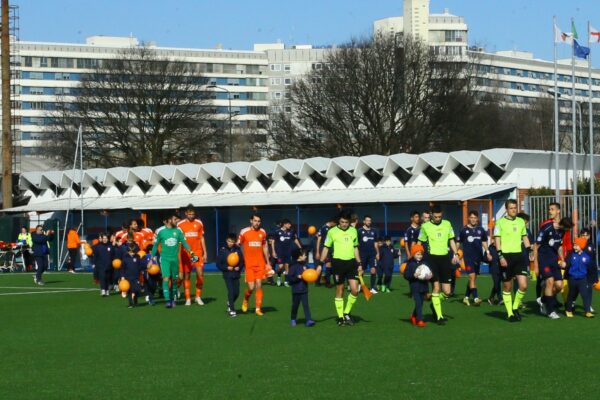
[574, 39, 590, 59]
[555, 24, 573, 44]
[572, 20, 579, 40]
[590, 25, 600, 44]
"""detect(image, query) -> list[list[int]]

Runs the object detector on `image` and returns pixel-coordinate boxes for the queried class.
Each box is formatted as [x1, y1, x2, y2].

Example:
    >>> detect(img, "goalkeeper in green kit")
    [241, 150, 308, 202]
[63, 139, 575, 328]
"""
[151, 213, 198, 308]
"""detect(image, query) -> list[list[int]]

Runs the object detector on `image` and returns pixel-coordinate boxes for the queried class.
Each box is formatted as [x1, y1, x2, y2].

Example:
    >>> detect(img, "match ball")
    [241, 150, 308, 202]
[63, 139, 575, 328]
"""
[594, 281, 600, 291]
[400, 238, 405, 248]
[400, 262, 407, 274]
[112, 259, 122, 269]
[84, 244, 93, 257]
[302, 268, 319, 283]
[118, 279, 130, 292]
[227, 252, 240, 267]
[415, 264, 432, 281]
[307, 225, 317, 235]
[148, 264, 160, 275]
[138, 250, 146, 258]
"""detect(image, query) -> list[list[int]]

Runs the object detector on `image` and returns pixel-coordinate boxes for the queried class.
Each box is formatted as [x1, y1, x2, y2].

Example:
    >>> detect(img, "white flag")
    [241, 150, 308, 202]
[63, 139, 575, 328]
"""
[590, 25, 600, 44]
[555, 24, 573, 44]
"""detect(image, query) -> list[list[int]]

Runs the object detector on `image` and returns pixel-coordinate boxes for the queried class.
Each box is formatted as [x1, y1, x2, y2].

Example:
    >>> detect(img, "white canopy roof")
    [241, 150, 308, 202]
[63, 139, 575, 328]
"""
[8, 149, 596, 213]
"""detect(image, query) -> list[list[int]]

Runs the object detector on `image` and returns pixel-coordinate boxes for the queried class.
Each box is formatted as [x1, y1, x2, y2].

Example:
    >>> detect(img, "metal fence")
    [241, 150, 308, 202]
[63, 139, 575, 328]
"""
[526, 194, 599, 236]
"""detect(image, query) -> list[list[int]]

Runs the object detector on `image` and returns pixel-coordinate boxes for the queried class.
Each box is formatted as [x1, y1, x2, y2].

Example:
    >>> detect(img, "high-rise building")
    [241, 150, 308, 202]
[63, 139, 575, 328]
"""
[403, 0, 430, 41]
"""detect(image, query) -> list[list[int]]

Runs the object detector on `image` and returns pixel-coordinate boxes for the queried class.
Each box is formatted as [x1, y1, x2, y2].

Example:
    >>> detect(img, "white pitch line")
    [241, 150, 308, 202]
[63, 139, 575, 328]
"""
[0, 286, 95, 290]
[0, 288, 96, 296]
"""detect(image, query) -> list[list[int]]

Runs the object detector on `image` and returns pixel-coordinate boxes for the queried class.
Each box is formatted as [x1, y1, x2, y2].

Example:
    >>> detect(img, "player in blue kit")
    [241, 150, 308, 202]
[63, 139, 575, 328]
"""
[271, 219, 302, 287]
[459, 210, 492, 306]
[404, 210, 421, 258]
[358, 215, 380, 294]
[315, 217, 337, 288]
[533, 202, 572, 319]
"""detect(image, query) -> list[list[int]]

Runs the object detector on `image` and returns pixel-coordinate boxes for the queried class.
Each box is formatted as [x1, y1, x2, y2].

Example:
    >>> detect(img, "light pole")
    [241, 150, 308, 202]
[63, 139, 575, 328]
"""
[208, 84, 234, 162]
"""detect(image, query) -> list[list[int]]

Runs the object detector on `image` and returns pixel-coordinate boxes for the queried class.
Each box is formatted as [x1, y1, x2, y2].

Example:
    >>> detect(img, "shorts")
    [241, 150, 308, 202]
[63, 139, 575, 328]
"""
[501, 253, 528, 282]
[160, 258, 179, 279]
[360, 253, 377, 269]
[540, 263, 562, 281]
[426, 254, 453, 283]
[276, 253, 292, 265]
[179, 250, 204, 274]
[463, 258, 481, 275]
[245, 264, 266, 283]
[331, 258, 358, 285]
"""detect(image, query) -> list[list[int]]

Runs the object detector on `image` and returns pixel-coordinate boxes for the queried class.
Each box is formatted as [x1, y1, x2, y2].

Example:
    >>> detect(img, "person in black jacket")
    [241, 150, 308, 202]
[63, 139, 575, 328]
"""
[217, 234, 245, 317]
[286, 248, 316, 327]
[120, 243, 144, 308]
[403, 244, 430, 327]
[92, 233, 115, 296]
[31, 225, 54, 285]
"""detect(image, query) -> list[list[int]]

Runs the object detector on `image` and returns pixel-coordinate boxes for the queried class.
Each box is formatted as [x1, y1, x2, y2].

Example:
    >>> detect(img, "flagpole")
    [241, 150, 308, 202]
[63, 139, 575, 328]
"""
[554, 16, 560, 201]
[588, 21, 596, 251]
[572, 17, 579, 235]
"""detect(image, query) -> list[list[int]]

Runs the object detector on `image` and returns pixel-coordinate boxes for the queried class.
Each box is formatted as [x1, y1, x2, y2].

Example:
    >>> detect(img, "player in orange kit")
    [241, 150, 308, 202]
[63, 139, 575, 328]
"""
[238, 213, 272, 316]
[177, 205, 208, 306]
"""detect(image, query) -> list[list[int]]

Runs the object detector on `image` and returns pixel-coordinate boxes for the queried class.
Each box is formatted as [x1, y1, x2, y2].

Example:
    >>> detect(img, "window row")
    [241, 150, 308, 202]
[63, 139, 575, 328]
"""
[23, 56, 269, 75]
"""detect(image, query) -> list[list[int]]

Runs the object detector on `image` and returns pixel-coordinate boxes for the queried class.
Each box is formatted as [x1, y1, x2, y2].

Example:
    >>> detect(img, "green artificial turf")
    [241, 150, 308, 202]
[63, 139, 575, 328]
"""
[1, 272, 599, 400]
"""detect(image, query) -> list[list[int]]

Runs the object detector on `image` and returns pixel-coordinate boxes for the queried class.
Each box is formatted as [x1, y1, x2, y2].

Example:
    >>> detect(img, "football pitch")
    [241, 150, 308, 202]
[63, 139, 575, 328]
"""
[1, 272, 599, 400]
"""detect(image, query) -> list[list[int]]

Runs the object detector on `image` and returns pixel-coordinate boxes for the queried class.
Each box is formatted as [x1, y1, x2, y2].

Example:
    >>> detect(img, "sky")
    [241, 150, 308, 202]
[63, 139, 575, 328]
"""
[16, 0, 600, 66]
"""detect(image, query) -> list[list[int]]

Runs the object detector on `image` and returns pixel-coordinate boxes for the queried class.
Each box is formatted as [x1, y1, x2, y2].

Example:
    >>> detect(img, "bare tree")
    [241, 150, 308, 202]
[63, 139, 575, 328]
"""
[265, 34, 481, 158]
[47, 46, 220, 168]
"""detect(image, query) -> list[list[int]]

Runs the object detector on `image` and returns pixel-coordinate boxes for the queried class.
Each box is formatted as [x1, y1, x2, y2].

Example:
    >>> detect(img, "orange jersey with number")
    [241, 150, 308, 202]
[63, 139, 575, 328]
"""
[177, 219, 204, 255]
[238, 227, 267, 268]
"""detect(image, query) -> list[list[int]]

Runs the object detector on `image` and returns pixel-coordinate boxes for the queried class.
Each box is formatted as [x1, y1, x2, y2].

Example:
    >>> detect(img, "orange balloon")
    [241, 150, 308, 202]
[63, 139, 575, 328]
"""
[227, 252, 239, 267]
[92, 239, 99, 246]
[455, 269, 462, 278]
[307, 226, 317, 235]
[112, 259, 122, 269]
[400, 262, 407, 274]
[400, 239, 406, 248]
[594, 281, 600, 291]
[457, 249, 463, 259]
[118, 279, 130, 292]
[138, 250, 146, 258]
[84, 244, 93, 257]
[148, 264, 160, 275]
[302, 268, 319, 283]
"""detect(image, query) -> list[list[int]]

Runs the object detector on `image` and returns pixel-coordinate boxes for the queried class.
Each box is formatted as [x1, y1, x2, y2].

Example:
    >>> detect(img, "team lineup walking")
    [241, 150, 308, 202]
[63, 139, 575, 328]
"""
[81, 200, 599, 326]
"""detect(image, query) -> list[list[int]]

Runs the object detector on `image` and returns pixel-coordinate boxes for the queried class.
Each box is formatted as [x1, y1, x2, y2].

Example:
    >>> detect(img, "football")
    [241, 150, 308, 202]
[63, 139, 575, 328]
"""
[415, 264, 432, 281]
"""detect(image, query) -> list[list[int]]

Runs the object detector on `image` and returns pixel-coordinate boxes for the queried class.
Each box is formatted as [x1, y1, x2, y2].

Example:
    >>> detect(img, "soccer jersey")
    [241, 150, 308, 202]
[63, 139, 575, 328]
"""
[536, 221, 563, 263]
[494, 216, 527, 254]
[358, 226, 379, 255]
[239, 227, 267, 267]
[141, 227, 155, 248]
[317, 224, 331, 250]
[151, 227, 190, 260]
[404, 225, 420, 246]
[418, 220, 455, 256]
[177, 218, 205, 256]
[459, 225, 488, 261]
[324, 226, 358, 261]
[274, 227, 297, 257]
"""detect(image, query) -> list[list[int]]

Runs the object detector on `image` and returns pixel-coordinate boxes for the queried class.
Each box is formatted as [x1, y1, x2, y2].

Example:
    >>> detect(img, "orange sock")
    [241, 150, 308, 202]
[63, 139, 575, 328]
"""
[255, 288, 263, 309]
[176, 278, 182, 288]
[196, 276, 203, 298]
[184, 279, 191, 300]
[244, 288, 252, 301]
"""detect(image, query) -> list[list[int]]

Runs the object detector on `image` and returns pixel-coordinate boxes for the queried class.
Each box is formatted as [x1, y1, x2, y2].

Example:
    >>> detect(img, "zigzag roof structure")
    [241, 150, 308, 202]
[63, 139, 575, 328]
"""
[6, 149, 596, 213]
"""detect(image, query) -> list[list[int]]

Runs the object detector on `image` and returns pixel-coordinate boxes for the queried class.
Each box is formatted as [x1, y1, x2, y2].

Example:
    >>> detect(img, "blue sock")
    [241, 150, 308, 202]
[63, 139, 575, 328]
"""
[465, 285, 471, 298]
[472, 288, 478, 299]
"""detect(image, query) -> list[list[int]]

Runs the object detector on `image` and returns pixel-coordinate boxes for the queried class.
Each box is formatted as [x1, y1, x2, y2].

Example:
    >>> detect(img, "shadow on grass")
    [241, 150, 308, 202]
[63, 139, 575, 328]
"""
[485, 311, 509, 320]
[42, 280, 64, 284]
